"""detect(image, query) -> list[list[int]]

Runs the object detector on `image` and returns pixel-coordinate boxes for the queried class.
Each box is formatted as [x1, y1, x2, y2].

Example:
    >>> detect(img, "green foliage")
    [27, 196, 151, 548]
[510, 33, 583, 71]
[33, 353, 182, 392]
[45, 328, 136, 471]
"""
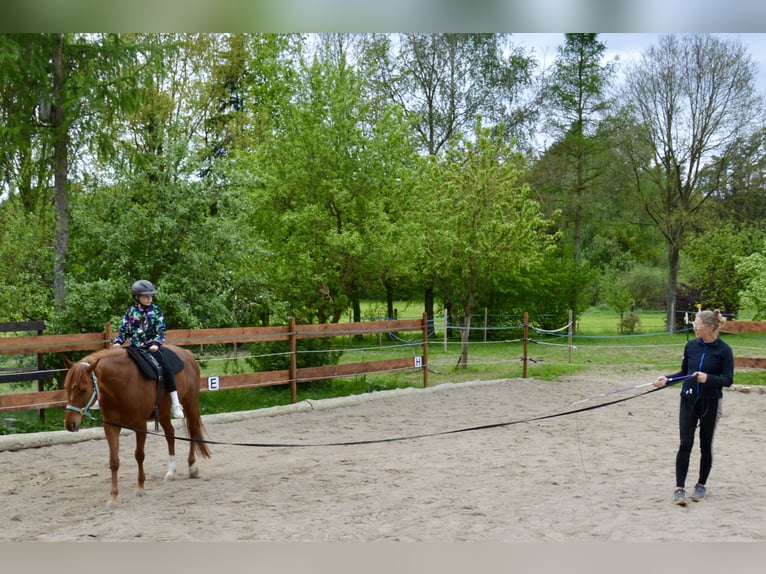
[484, 244, 594, 331]
[2, 32, 765, 350]
[433, 120, 558, 308]
[240, 39, 420, 325]
[245, 338, 343, 373]
[736, 245, 766, 320]
[618, 34, 761, 328]
[619, 309, 641, 334]
[682, 223, 762, 316]
[389, 33, 537, 155]
[0, 203, 54, 321]
[598, 269, 632, 313]
[622, 264, 666, 308]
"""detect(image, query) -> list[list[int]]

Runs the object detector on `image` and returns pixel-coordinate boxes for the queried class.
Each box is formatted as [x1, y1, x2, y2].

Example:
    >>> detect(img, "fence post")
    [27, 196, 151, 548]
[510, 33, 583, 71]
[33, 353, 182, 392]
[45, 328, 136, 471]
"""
[289, 316, 297, 403]
[568, 310, 573, 363]
[104, 323, 112, 349]
[484, 307, 488, 343]
[422, 313, 429, 388]
[443, 309, 448, 352]
[522, 311, 529, 378]
[36, 323, 45, 422]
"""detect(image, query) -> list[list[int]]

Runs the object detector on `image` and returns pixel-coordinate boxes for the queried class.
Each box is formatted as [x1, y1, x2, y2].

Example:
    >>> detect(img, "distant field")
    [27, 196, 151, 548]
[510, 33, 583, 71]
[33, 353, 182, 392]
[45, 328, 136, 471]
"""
[357, 301, 678, 335]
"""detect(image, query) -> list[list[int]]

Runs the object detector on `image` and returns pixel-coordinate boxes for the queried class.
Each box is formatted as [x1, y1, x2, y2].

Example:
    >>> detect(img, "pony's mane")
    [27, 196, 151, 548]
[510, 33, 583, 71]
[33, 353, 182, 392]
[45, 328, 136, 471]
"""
[65, 348, 115, 390]
[82, 348, 115, 363]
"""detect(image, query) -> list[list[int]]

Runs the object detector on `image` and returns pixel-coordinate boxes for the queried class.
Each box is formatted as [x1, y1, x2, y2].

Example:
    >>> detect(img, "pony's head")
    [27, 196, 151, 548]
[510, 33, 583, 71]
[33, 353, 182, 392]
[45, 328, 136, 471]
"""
[63, 358, 100, 432]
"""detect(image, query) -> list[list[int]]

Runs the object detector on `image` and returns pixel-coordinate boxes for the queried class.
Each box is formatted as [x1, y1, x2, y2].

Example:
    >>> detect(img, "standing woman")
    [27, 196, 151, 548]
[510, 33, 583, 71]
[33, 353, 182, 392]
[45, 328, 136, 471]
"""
[653, 309, 734, 506]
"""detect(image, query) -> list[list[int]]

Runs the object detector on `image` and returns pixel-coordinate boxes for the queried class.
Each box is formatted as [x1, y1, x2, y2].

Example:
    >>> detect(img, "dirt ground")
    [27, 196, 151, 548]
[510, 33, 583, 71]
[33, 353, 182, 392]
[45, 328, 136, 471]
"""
[1, 373, 765, 543]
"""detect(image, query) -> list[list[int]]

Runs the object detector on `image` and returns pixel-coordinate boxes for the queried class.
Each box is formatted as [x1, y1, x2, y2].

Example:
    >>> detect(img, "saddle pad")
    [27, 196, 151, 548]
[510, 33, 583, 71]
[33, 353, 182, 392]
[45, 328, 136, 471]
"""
[125, 346, 184, 380]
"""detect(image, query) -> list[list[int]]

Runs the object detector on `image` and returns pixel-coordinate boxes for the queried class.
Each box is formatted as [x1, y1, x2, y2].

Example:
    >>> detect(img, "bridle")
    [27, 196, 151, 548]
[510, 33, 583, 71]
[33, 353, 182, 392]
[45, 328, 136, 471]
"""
[65, 362, 100, 417]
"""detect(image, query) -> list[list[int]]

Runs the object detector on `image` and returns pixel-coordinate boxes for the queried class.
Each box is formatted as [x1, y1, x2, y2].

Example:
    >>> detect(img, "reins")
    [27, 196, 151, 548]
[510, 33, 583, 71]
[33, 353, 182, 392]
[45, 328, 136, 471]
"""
[81, 377, 682, 449]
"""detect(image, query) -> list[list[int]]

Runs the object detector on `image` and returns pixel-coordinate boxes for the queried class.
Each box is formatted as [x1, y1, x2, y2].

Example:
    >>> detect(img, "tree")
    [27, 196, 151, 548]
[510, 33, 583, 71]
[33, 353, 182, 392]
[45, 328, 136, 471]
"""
[60, 34, 274, 332]
[0, 34, 52, 212]
[682, 223, 763, 317]
[0, 33, 149, 319]
[245, 35, 417, 325]
[0, 35, 57, 320]
[544, 33, 615, 261]
[370, 33, 537, 324]
[736, 245, 766, 320]
[619, 34, 762, 331]
[701, 126, 766, 226]
[429, 120, 556, 368]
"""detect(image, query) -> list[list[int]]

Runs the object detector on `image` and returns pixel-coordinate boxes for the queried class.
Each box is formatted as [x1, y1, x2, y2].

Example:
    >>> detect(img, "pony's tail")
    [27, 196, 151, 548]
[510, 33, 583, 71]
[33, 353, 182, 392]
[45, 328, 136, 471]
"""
[185, 405, 212, 459]
[178, 348, 212, 459]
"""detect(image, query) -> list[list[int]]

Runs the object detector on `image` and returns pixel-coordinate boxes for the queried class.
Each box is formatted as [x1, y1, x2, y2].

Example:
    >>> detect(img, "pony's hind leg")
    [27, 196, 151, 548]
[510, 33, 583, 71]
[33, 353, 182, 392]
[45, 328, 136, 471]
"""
[188, 446, 199, 478]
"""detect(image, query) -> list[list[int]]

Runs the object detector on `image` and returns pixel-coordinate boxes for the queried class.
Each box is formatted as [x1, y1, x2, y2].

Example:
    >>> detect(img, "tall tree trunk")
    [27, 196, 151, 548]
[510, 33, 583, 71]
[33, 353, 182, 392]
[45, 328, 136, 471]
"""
[384, 280, 395, 320]
[666, 243, 680, 333]
[424, 285, 435, 327]
[457, 312, 471, 369]
[52, 33, 69, 313]
[352, 292, 363, 340]
[457, 281, 476, 369]
[574, 148, 583, 261]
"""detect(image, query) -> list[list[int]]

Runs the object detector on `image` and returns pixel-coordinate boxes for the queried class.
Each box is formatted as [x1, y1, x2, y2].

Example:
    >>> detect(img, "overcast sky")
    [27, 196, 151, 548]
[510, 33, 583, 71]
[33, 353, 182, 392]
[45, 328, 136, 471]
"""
[511, 33, 766, 97]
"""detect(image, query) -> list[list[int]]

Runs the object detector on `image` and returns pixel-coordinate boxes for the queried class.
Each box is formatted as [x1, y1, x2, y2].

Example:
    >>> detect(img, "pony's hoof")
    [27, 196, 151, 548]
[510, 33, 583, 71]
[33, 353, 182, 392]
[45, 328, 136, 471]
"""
[189, 464, 199, 479]
[163, 472, 175, 482]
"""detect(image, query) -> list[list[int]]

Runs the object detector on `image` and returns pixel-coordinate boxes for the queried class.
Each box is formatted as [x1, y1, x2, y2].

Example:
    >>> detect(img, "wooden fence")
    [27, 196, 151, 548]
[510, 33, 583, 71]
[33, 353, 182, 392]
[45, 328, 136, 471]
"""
[725, 321, 766, 369]
[0, 321, 53, 420]
[0, 315, 430, 414]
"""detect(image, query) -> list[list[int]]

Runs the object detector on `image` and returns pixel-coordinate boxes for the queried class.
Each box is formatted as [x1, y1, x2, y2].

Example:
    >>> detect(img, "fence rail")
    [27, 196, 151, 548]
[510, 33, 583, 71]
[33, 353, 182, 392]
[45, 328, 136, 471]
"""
[724, 321, 766, 369]
[0, 320, 51, 420]
[0, 316, 430, 414]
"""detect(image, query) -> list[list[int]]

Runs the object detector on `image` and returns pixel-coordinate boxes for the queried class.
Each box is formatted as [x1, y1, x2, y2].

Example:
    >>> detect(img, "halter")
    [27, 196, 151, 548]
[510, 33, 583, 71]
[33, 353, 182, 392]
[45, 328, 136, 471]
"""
[65, 362, 100, 418]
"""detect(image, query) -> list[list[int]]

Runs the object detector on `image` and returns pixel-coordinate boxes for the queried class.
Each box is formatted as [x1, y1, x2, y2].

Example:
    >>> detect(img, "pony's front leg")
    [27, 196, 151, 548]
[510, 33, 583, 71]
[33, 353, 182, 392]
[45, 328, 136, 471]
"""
[104, 426, 121, 505]
[134, 428, 147, 496]
[164, 454, 177, 482]
[159, 415, 176, 482]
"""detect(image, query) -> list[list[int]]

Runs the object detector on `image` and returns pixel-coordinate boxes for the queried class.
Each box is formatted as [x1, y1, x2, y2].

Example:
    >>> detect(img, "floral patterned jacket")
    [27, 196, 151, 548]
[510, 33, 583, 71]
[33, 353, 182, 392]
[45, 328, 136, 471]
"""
[113, 304, 167, 349]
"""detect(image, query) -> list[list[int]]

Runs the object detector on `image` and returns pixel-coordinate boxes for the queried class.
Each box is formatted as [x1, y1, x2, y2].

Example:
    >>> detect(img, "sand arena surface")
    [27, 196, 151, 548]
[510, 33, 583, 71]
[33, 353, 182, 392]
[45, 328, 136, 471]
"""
[1, 374, 764, 542]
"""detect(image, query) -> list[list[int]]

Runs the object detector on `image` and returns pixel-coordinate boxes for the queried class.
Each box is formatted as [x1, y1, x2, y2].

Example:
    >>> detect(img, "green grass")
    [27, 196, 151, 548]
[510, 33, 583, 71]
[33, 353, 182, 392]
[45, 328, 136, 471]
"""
[3, 306, 766, 435]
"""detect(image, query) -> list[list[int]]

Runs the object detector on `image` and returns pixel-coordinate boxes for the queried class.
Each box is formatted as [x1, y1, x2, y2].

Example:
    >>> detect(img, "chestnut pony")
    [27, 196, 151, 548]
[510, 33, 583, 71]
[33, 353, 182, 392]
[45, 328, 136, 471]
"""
[64, 345, 211, 504]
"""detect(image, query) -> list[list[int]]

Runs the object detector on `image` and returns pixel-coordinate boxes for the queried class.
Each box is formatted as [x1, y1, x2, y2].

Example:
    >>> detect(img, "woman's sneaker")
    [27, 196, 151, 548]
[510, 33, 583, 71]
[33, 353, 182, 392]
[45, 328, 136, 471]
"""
[673, 488, 687, 506]
[171, 403, 185, 419]
[691, 484, 707, 502]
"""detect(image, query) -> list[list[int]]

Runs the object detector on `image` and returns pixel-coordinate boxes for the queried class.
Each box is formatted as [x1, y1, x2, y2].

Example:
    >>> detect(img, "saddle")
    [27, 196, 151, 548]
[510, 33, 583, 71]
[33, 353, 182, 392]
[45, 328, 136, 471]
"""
[125, 346, 184, 428]
[126, 346, 184, 380]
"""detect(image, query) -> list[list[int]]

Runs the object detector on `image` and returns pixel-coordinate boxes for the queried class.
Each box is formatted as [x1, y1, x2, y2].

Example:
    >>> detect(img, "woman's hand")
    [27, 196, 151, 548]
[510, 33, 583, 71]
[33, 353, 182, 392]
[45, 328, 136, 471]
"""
[149, 345, 159, 352]
[693, 371, 708, 383]
[653, 375, 668, 388]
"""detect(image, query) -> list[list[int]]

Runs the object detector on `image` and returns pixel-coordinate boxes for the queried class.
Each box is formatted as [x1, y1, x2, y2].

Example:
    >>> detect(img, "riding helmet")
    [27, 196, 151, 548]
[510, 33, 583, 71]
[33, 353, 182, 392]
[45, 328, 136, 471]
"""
[131, 279, 157, 297]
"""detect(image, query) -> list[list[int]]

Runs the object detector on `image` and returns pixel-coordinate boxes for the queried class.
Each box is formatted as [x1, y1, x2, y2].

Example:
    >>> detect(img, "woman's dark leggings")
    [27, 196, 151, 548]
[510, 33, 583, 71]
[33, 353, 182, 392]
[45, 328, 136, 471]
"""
[676, 396, 720, 488]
